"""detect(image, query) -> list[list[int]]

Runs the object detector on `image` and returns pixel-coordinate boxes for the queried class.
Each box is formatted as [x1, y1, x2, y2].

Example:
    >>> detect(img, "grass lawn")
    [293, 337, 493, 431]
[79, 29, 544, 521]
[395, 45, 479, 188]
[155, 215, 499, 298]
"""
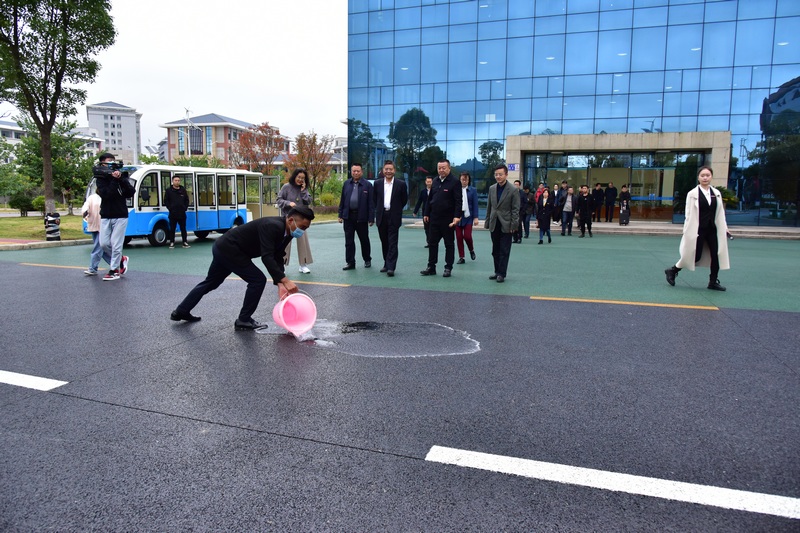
[0, 214, 87, 240]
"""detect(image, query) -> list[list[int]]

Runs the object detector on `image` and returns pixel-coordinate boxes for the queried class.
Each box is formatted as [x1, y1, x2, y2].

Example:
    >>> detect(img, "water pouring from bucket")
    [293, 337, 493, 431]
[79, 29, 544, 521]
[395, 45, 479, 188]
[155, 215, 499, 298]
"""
[272, 291, 317, 337]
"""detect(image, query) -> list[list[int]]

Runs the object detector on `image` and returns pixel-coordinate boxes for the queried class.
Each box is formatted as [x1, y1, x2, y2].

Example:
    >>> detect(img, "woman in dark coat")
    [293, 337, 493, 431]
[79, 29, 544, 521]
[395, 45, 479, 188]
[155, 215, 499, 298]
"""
[537, 187, 554, 244]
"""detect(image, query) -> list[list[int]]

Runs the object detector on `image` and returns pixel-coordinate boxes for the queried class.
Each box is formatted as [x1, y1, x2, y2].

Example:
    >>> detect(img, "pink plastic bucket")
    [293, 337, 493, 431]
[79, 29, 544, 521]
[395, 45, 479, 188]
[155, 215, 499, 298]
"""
[272, 293, 317, 336]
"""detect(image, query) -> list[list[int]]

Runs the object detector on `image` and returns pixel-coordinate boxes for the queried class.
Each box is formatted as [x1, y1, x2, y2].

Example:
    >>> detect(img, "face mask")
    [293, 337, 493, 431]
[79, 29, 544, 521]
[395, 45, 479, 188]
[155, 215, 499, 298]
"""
[289, 218, 305, 239]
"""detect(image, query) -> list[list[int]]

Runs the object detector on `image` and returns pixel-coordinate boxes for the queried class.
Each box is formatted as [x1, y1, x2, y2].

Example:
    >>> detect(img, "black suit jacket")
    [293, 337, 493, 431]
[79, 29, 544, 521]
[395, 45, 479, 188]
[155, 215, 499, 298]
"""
[374, 178, 408, 228]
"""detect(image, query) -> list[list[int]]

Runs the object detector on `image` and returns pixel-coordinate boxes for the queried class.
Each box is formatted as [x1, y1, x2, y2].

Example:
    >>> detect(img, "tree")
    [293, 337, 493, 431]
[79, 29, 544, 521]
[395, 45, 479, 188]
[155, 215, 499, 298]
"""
[387, 107, 437, 180]
[171, 154, 227, 168]
[284, 132, 333, 201]
[478, 140, 505, 185]
[347, 118, 375, 174]
[0, 0, 116, 214]
[139, 154, 161, 164]
[230, 122, 285, 176]
[13, 116, 93, 212]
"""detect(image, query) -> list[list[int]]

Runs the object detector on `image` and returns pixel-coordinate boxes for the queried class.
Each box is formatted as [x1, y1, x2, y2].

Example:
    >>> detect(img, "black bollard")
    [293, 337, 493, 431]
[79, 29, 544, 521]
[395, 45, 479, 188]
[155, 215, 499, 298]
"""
[44, 212, 61, 241]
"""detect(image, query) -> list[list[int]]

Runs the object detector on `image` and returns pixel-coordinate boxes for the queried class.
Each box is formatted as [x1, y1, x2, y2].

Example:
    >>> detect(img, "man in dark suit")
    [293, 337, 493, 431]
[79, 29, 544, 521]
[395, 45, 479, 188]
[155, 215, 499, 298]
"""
[484, 164, 520, 283]
[591, 183, 605, 222]
[170, 205, 315, 330]
[605, 181, 618, 222]
[338, 163, 374, 270]
[413, 175, 433, 247]
[421, 159, 461, 278]
[373, 160, 408, 277]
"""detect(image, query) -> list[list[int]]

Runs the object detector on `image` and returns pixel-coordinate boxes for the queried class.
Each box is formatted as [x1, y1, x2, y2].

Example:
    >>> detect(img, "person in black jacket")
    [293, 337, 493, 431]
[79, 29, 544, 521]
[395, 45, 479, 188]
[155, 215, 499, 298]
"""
[337, 163, 374, 270]
[164, 176, 191, 249]
[94, 153, 135, 281]
[413, 176, 433, 247]
[591, 183, 605, 222]
[576, 185, 594, 237]
[421, 159, 461, 277]
[604, 181, 618, 222]
[171, 205, 315, 330]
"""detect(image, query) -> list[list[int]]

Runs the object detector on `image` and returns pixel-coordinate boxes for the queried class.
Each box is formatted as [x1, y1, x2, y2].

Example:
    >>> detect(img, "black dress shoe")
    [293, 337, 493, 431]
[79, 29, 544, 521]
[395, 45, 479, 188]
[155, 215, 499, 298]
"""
[420, 267, 436, 276]
[548, 237, 551, 243]
[235, 318, 265, 331]
[665, 267, 677, 286]
[380, 267, 388, 273]
[538, 240, 543, 244]
[496, 275, 505, 283]
[342, 263, 356, 270]
[708, 279, 726, 291]
[456, 258, 465, 264]
[387, 270, 394, 277]
[470, 250, 476, 260]
[579, 233, 585, 238]
[489, 274, 498, 280]
[589, 232, 593, 237]
[424, 244, 430, 248]
[171, 310, 201, 322]
[364, 261, 371, 268]
[443, 269, 452, 277]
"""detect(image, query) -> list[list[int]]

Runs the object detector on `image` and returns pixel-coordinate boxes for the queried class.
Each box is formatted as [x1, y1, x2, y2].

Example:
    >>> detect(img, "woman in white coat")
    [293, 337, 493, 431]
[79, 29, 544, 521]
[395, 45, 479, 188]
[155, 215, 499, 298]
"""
[665, 166, 730, 291]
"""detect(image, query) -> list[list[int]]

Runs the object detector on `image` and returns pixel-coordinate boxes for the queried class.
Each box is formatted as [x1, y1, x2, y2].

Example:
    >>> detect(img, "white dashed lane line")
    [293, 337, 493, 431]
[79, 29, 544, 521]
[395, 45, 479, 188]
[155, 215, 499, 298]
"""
[0, 370, 68, 391]
[426, 445, 800, 520]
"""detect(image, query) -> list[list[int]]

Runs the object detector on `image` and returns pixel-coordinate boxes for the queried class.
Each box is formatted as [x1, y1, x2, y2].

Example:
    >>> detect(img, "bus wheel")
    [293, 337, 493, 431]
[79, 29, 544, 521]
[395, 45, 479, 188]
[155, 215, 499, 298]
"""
[147, 222, 169, 247]
[194, 231, 210, 240]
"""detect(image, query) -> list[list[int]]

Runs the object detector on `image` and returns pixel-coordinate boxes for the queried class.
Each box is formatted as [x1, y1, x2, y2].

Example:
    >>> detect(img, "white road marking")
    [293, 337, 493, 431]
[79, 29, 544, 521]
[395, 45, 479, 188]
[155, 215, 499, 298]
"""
[0, 370, 68, 391]
[425, 446, 800, 519]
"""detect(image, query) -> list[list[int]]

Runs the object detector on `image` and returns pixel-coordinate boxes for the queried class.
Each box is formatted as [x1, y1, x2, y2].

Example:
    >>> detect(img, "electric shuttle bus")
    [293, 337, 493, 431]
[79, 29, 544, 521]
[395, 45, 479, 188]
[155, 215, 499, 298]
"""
[85, 165, 268, 246]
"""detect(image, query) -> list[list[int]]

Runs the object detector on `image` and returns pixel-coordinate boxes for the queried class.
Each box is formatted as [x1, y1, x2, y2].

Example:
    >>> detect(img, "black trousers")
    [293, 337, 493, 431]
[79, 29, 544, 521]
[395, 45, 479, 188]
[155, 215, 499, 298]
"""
[696, 225, 720, 279]
[176, 243, 267, 321]
[593, 205, 603, 221]
[491, 226, 513, 277]
[427, 218, 455, 270]
[579, 215, 593, 235]
[605, 203, 615, 221]
[169, 212, 188, 244]
[343, 217, 371, 265]
[377, 216, 399, 270]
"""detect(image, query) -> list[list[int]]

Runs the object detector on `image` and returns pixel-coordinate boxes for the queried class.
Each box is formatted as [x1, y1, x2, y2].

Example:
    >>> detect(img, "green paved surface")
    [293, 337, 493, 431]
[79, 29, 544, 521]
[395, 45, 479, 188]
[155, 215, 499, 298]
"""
[2, 221, 798, 313]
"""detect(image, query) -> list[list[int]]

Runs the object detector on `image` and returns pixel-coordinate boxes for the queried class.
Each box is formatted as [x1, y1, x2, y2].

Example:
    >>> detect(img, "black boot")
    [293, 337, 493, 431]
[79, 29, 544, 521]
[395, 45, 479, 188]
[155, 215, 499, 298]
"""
[665, 266, 678, 286]
[708, 278, 726, 291]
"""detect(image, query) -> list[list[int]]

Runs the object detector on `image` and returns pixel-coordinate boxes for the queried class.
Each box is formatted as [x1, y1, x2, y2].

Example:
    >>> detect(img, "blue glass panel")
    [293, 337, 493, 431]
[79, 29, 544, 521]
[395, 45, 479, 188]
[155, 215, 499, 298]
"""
[434, 83, 448, 102]
[349, 51, 368, 88]
[612, 73, 630, 94]
[777, 0, 800, 16]
[420, 44, 447, 83]
[548, 77, 564, 96]
[369, 0, 393, 9]
[450, 23, 477, 43]
[773, 17, 800, 64]
[395, 29, 421, 46]
[663, 70, 681, 91]
[565, 32, 598, 75]
[382, 86, 394, 104]
[350, 0, 369, 14]
[420, 84, 434, 103]
[533, 78, 548, 97]
[633, 7, 667, 27]
[350, 12, 368, 34]
[507, 37, 534, 79]
[536, 1, 566, 17]
[601, 0, 633, 9]
[534, 35, 566, 76]
[476, 100, 505, 122]
[700, 68, 732, 91]
[563, 119, 594, 134]
[630, 71, 664, 93]
[666, 25, 702, 70]
[478, 21, 507, 40]
[701, 22, 735, 68]
[451, 0, 478, 24]
[704, 0, 736, 22]
[395, 7, 421, 30]
[679, 91, 699, 115]
[738, 0, 776, 19]
[369, 32, 393, 48]
[395, 47, 420, 85]
[568, 13, 599, 33]
[477, 39, 507, 80]
[534, 15, 566, 35]
[631, 27, 666, 71]
[564, 75, 597, 96]
[395, 0, 420, 7]
[369, 49, 393, 86]
[509, 0, 535, 18]
[350, 34, 368, 50]
[563, 96, 595, 119]
[431, 101, 447, 122]
[567, 0, 599, 14]
[683, 69, 700, 91]
[751, 65, 771, 88]
[508, 18, 535, 38]
[735, 19, 775, 66]
[394, 85, 420, 105]
[732, 67, 752, 90]
[668, 4, 703, 25]
[506, 121, 533, 135]
[421, 4, 449, 27]
[699, 90, 732, 115]
[449, 81, 476, 101]
[369, 10, 393, 32]
[634, 0, 667, 7]
[349, 88, 368, 106]
[730, 89, 762, 115]
[491, 79, 507, 99]
[597, 29, 632, 73]
[600, 9, 632, 30]
[421, 27, 448, 44]
[595, 118, 628, 133]
[479, 0, 508, 21]
[448, 101, 476, 123]
[596, 74, 612, 95]
[449, 42, 477, 82]
[728, 115, 750, 135]
[447, 123, 476, 140]
[628, 93, 662, 117]
[506, 99, 532, 121]
[595, 95, 629, 118]
[477, 80, 491, 99]
[772, 65, 799, 88]
[506, 78, 532, 99]
[369, 87, 380, 105]
[697, 115, 730, 132]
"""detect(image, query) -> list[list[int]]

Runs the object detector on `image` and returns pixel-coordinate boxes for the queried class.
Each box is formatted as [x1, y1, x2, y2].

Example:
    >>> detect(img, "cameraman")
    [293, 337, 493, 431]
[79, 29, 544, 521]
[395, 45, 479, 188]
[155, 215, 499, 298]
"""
[94, 153, 134, 281]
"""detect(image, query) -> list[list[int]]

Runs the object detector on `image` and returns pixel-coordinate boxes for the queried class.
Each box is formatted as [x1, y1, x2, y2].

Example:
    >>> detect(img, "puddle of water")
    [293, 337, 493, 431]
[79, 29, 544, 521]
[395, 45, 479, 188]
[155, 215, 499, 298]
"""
[256, 319, 480, 358]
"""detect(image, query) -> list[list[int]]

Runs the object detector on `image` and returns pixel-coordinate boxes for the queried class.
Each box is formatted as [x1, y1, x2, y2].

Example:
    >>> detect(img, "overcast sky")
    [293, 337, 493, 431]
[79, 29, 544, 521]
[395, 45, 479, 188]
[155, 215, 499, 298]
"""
[0, 0, 348, 147]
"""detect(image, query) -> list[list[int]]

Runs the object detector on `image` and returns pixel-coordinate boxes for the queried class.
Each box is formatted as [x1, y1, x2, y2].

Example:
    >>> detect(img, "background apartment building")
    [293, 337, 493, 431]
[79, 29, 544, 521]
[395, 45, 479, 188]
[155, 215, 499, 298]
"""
[86, 101, 142, 165]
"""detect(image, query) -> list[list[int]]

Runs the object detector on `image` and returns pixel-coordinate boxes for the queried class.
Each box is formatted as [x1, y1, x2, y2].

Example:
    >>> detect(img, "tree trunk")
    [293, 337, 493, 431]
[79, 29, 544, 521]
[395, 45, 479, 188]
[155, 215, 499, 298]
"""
[40, 131, 56, 214]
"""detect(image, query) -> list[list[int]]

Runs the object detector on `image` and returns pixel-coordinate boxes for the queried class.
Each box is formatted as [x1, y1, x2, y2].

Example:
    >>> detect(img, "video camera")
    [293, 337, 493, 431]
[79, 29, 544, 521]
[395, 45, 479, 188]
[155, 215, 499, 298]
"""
[109, 160, 124, 171]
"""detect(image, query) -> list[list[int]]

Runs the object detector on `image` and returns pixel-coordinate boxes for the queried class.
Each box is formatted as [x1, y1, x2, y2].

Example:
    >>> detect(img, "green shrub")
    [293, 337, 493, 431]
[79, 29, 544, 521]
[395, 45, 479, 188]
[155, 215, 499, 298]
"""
[9, 193, 34, 216]
[318, 192, 337, 206]
[32, 195, 46, 214]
